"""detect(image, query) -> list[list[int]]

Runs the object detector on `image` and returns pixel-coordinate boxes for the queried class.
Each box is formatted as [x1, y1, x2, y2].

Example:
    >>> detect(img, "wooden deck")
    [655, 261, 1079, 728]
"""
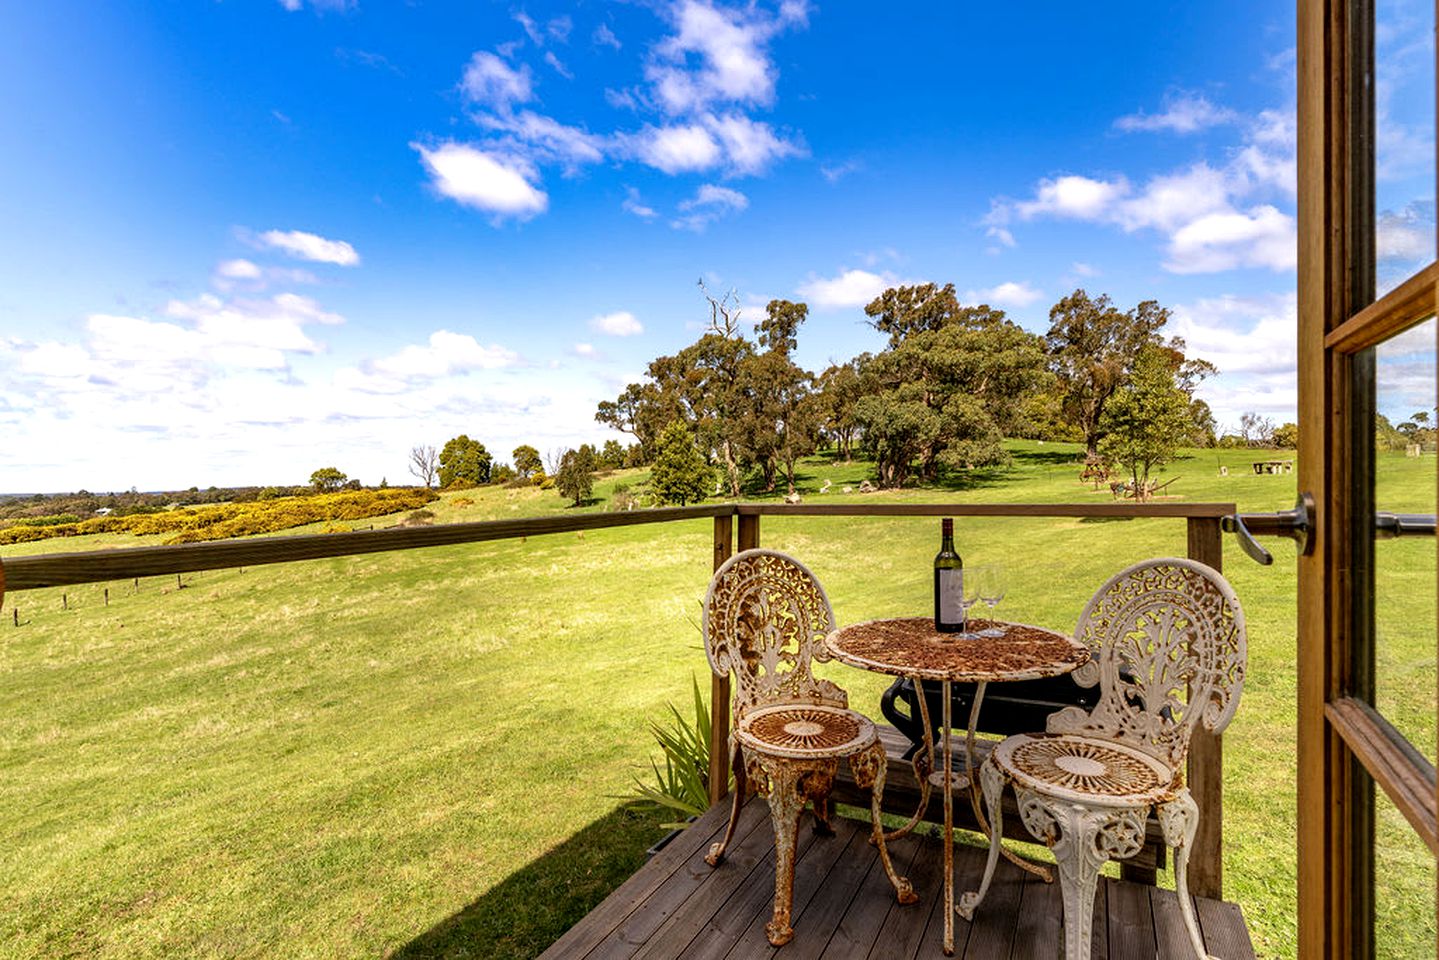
[540, 795, 1255, 960]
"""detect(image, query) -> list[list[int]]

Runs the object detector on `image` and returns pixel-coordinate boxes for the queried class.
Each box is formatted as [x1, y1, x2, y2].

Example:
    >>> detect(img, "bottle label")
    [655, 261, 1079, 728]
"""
[937, 569, 963, 624]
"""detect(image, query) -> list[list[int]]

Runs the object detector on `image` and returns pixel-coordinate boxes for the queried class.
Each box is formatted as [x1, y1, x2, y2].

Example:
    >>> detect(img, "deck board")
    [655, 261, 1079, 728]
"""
[539, 795, 1256, 960]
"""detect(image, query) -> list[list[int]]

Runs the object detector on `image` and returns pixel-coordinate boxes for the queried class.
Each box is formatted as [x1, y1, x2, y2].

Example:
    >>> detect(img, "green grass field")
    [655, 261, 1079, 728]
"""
[1, 442, 1433, 958]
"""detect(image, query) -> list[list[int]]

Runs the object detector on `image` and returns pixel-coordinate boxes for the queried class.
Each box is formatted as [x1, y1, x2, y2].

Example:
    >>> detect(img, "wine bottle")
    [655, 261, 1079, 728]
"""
[934, 517, 964, 632]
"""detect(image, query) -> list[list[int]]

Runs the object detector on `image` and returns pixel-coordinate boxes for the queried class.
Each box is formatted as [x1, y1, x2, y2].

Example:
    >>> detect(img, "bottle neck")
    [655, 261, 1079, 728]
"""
[940, 534, 955, 553]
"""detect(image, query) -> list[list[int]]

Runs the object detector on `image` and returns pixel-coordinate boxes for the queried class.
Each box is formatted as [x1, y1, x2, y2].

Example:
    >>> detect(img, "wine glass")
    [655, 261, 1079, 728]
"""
[978, 564, 1007, 637]
[960, 566, 985, 638]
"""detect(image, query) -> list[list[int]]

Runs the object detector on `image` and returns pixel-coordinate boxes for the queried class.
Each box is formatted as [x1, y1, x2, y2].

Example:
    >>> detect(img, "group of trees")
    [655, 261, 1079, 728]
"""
[596, 285, 823, 497]
[596, 284, 1220, 496]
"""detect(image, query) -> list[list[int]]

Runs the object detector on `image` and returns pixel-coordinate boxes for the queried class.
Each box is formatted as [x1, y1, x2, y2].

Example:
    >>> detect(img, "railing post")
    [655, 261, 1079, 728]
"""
[707, 514, 734, 806]
[737, 512, 760, 552]
[1186, 516, 1225, 899]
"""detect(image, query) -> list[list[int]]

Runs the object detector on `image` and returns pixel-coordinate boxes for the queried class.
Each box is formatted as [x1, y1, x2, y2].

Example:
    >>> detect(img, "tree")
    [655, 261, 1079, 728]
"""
[1098, 347, 1194, 500]
[599, 439, 626, 469]
[309, 467, 347, 492]
[733, 300, 821, 493]
[650, 421, 713, 505]
[1238, 412, 1275, 448]
[1046, 290, 1172, 455]
[815, 357, 869, 460]
[438, 435, 492, 487]
[512, 444, 543, 479]
[1272, 422, 1300, 449]
[555, 445, 596, 506]
[1188, 399, 1218, 448]
[855, 285, 1049, 486]
[408, 445, 439, 488]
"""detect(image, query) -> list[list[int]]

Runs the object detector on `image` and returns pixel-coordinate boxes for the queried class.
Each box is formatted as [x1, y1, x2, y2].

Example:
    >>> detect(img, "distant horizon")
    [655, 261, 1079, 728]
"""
[1, 1, 1431, 491]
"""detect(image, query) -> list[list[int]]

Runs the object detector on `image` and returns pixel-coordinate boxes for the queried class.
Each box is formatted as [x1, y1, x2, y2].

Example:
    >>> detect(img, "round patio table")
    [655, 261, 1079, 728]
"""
[824, 616, 1088, 956]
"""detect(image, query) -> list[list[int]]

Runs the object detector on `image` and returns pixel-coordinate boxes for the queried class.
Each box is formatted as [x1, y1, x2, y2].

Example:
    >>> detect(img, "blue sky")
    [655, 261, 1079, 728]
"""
[0, 0, 1432, 491]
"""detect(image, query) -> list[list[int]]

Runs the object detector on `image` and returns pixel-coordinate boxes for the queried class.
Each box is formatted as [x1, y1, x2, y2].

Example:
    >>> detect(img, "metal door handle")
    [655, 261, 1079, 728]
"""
[1222, 493, 1316, 565]
[1225, 493, 1436, 565]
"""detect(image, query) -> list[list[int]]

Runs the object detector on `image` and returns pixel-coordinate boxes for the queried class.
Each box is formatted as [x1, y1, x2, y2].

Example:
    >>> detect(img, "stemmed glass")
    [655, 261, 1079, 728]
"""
[977, 565, 1007, 637]
[960, 566, 985, 638]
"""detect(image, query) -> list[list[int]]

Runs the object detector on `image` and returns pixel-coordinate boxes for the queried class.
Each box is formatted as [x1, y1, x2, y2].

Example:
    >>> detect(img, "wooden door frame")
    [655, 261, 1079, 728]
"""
[1299, 1, 1439, 956]
[1297, 0, 1370, 957]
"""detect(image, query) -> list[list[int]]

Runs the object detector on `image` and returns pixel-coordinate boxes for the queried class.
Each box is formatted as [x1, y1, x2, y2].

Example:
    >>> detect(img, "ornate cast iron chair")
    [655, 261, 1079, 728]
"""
[702, 549, 918, 947]
[959, 558, 1246, 960]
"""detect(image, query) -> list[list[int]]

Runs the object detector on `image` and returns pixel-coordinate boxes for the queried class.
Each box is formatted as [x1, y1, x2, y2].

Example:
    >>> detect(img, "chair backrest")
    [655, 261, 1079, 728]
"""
[703, 549, 846, 723]
[1046, 558, 1246, 771]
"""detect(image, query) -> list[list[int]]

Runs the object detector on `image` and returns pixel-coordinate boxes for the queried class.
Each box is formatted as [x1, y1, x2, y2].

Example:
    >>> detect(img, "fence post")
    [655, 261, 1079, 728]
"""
[708, 514, 734, 806]
[738, 512, 760, 552]
[1186, 516, 1225, 900]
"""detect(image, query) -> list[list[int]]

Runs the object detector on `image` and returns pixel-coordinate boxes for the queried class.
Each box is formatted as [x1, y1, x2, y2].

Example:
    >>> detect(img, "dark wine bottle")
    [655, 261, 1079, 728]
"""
[934, 518, 964, 632]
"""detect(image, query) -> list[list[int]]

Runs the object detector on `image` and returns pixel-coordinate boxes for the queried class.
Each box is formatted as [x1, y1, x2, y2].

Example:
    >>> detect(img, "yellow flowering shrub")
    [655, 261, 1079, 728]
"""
[0, 489, 438, 547]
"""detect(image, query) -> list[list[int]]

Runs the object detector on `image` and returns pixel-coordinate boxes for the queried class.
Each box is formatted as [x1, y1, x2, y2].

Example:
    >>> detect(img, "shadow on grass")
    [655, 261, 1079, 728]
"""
[390, 803, 667, 960]
[1009, 448, 1081, 467]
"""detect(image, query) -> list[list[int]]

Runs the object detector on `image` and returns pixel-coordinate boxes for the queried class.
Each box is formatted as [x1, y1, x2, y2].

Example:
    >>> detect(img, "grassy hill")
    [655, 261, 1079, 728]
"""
[1, 441, 1433, 958]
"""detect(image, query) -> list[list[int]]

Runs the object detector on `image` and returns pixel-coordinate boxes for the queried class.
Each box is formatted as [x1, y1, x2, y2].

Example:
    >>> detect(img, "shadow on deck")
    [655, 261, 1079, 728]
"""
[539, 794, 1256, 960]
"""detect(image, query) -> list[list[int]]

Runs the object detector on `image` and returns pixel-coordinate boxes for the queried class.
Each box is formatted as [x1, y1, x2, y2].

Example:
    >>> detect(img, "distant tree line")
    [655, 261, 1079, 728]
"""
[595, 282, 1220, 497]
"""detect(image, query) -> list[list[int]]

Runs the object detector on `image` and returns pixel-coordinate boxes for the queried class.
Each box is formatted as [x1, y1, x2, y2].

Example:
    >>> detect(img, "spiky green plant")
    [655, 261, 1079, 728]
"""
[629, 675, 716, 829]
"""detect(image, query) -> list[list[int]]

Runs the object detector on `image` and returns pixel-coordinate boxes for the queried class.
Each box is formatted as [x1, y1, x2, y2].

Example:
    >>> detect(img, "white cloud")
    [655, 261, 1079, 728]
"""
[1115, 92, 1237, 134]
[476, 111, 605, 167]
[513, 11, 543, 45]
[672, 183, 749, 231]
[1377, 201, 1435, 262]
[277, 0, 354, 11]
[370, 330, 519, 379]
[412, 142, 548, 218]
[989, 99, 1299, 275]
[797, 268, 897, 309]
[1071, 262, 1098, 277]
[630, 124, 722, 173]
[1173, 292, 1299, 425]
[621, 187, 658, 220]
[590, 311, 645, 336]
[217, 259, 263, 280]
[460, 52, 534, 110]
[1016, 175, 1129, 221]
[258, 229, 360, 266]
[546, 15, 572, 43]
[646, 0, 779, 114]
[573, 342, 597, 357]
[1164, 205, 1296, 273]
[703, 112, 803, 174]
[593, 24, 622, 50]
[821, 159, 860, 183]
[964, 281, 1043, 308]
[543, 51, 573, 80]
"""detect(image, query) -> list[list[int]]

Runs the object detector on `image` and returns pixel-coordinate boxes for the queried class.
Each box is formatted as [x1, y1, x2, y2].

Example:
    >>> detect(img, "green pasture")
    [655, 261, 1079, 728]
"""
[0, 442, 1433, 958]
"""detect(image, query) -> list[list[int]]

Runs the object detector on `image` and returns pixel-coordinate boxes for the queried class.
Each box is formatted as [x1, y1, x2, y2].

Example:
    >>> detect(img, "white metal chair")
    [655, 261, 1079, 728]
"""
[959, 558, 1246, 960]
[702, 549, 918, 947]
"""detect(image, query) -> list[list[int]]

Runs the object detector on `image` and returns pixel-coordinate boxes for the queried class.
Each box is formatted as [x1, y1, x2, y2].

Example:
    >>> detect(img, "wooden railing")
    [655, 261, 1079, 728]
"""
[0, 499, 1234, 898]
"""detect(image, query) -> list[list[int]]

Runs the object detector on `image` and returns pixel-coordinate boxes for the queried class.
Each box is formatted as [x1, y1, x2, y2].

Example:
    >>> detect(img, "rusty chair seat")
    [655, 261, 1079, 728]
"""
[737, 703, 877, 760]
[993, 732, 1177, 807]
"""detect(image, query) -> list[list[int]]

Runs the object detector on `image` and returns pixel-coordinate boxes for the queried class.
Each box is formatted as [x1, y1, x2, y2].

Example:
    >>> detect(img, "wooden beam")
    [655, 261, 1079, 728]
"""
[737, 502, 1234, 519]
[1326, 697, 1439, 856]
[1185, 517, 1225, 900]
[0, 504, 734, 591]
[1323, 260, 1438, 353]
[708, 515, 733, 806]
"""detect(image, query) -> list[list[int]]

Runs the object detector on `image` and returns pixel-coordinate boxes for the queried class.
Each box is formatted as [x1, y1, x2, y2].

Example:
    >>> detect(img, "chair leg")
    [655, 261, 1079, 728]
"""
[850, 741, 919, 905]
[758, 758, 806, 947]
[1158, 790, 1216, 960]
[1011, 792, 1143, 960]
[958, 758, 1006, 919]
[705, 739, 748, 867]
[812, 791, 836, 836]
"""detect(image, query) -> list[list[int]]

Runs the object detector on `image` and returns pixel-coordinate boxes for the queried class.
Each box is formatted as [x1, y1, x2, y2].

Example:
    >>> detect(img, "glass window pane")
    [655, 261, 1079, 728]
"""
[1375, 0, 1436, 294]
[1373, 317, 1437, 761]
[1375, 785, 1438, 957]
